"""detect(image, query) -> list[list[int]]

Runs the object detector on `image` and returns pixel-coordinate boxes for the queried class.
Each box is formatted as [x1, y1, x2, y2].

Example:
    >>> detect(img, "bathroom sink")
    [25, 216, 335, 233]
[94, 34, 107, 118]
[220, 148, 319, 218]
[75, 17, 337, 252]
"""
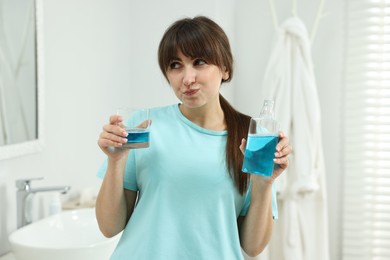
[9, 208, 121, 260]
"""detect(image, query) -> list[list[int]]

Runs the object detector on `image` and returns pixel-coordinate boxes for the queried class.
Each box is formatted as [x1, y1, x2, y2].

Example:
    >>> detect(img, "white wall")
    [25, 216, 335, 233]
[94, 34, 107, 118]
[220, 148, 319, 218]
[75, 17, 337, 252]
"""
[0, 1, 343, 259]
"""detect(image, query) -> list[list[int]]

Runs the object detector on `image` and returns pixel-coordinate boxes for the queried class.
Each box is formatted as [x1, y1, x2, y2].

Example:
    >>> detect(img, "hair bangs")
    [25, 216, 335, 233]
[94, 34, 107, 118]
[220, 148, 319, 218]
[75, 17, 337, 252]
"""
[175, 24, 217, 64]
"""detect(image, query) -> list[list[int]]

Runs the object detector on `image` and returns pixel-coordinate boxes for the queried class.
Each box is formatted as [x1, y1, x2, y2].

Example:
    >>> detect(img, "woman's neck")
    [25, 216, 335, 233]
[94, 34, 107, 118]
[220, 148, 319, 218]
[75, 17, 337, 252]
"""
[179, 103, 226, 131]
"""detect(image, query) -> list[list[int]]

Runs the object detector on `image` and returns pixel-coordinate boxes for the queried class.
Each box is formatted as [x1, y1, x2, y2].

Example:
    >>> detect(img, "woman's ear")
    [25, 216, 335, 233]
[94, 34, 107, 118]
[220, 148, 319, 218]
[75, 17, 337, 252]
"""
[222, 67, 230, 81]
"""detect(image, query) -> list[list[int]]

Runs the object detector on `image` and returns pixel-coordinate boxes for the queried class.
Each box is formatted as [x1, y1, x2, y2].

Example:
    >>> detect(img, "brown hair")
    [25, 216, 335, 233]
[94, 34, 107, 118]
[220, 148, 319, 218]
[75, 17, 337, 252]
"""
[158, 16, 250, 194]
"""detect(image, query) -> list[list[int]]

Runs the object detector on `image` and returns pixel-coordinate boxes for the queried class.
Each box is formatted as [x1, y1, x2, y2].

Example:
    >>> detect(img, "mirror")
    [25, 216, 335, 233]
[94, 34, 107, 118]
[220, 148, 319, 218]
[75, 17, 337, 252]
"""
[0, 0, 44, 160]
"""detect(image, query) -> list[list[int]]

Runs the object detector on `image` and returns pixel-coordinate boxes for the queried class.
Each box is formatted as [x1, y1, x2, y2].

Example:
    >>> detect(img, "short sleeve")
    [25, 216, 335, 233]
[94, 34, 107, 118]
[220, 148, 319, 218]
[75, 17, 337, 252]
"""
[96, 151, 138, 191]
[239, 179, 279, 220]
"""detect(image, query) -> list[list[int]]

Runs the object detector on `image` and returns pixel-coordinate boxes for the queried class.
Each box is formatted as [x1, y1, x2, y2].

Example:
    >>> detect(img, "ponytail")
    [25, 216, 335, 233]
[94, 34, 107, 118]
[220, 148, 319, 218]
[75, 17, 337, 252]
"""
[220, 94, 251, 195]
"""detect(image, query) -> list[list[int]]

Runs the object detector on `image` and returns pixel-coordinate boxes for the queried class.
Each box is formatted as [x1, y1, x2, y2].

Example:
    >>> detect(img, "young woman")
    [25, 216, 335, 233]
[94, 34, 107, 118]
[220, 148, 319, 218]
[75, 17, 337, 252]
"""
[96, 16, 292, 259]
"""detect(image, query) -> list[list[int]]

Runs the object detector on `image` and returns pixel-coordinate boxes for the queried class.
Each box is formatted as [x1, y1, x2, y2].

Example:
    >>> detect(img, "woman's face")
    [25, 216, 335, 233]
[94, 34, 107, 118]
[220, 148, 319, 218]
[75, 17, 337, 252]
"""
[166, 50, 229, 110]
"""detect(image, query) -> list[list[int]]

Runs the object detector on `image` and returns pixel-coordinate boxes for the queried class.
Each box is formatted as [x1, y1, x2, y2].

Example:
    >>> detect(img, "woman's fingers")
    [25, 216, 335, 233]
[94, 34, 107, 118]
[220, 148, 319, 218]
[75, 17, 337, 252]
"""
[272, 132, 292, 175]
[98, 115, 129, 150]
[274, 155, 289, 168]
[275, 144, 293, 158]
[109, 114, 123, 124]
[275, 132, 292, 157]
[276, 132, 289, 151]
[99, 131, 127, 145]
[98, 136, 124, 148]
[103, 124, 128, 138]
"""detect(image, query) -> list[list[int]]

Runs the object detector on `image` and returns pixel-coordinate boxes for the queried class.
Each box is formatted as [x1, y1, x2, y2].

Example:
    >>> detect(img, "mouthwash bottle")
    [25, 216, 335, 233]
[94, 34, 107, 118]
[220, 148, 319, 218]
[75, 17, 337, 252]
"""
[242, 100, 279, 177]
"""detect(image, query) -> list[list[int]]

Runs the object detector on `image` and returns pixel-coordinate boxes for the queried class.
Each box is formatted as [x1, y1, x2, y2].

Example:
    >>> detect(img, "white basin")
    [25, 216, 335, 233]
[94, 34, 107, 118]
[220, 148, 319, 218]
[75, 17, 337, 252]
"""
[9, 208, 121, 260]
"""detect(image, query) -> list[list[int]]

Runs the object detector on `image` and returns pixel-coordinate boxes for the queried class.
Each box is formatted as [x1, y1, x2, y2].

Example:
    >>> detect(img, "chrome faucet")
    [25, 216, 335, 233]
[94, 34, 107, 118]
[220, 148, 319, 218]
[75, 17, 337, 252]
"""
[16, 177, 71, 228]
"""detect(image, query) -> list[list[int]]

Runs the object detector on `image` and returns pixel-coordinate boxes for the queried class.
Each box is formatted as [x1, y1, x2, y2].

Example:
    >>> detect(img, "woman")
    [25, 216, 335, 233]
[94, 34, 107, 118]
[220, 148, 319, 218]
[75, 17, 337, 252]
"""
[96, 16, 292, 259]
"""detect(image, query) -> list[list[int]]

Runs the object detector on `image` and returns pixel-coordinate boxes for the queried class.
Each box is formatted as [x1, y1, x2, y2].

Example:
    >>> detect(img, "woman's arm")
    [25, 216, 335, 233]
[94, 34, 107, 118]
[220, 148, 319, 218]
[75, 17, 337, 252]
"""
[95, 114, 138, 238]
[95, 158, 138, 238]
[238, 133, 291, 257]
[237, 176, 274, 256]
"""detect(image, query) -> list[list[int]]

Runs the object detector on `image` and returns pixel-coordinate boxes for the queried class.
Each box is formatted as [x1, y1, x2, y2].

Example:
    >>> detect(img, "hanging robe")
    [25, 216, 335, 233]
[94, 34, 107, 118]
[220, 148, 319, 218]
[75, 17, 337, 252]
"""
[254, 16, 330, 260]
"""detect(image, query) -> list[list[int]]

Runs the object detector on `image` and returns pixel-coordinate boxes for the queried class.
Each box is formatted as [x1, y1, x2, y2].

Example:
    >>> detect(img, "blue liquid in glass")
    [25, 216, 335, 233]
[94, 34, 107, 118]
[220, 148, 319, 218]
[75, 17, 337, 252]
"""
[126, 129, 149, 143]
[125, 129, 150, 148]
[242, 135, 278, 176]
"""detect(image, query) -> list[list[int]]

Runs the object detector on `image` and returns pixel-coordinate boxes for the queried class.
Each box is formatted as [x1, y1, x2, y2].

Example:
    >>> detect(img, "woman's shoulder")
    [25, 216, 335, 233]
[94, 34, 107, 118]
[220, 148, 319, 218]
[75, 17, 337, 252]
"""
[149, 104, 179, 119]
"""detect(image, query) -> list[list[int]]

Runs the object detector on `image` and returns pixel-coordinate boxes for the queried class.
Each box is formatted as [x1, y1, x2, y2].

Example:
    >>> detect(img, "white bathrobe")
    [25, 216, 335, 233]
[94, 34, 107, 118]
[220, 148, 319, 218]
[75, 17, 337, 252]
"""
[254, 17, 330, 260]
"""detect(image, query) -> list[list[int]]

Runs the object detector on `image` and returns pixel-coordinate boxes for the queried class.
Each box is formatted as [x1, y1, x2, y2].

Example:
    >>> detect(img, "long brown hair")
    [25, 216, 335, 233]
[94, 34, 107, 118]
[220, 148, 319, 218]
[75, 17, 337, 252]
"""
[158, 16, 250, 194]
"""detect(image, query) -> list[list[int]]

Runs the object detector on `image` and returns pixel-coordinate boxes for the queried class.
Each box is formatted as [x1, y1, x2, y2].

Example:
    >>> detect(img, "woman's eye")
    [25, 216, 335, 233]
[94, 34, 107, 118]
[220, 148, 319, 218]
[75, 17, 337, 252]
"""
[194, 59, 206, 66]
[169, 61, 180, 69]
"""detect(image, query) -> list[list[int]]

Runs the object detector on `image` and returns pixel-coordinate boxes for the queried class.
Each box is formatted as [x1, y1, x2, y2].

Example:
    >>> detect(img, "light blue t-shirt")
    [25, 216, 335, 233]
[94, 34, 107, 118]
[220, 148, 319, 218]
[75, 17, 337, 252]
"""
[97, 104, 278, 260]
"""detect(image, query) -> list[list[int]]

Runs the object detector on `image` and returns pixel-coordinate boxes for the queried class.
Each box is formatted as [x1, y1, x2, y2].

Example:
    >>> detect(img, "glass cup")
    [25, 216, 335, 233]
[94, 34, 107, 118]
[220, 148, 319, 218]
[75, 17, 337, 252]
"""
[116, 107, 151, 149]
[242, 117, 279, 177]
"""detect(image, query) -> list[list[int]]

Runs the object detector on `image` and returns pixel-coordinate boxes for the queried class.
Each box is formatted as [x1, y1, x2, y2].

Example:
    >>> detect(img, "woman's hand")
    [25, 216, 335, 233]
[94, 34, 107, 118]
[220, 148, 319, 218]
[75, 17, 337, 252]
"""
[272, 132, 292, 179]
[97, 115, 129, 161]
[239, 131, 292, 181]
[238, 132, 292, 255]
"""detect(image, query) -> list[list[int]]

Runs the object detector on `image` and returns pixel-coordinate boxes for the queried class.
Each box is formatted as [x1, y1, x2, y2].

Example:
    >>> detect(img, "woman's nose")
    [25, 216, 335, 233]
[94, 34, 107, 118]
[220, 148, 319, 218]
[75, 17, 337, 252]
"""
[183, 67, 196, 86]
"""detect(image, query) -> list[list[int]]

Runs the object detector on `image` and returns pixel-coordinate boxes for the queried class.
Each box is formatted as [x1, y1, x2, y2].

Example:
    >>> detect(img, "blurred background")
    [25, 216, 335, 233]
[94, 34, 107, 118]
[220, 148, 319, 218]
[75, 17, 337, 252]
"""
[0, 0, 388, 260]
